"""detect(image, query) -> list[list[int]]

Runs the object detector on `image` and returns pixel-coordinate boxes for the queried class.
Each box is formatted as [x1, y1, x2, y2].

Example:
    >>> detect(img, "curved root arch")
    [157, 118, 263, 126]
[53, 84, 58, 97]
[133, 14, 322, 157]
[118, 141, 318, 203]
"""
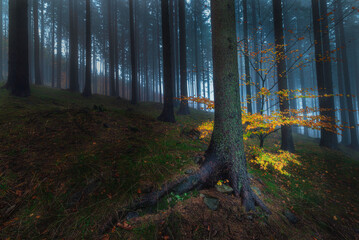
[98, 155, 270, 236]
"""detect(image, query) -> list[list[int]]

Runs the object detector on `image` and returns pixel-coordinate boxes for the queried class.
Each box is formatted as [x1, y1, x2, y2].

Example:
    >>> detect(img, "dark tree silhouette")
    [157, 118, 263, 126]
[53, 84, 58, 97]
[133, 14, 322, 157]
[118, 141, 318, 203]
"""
[33, 0, 42, 85]
[273, 0, 295, 153]
[7, 0, 30, 97]
[0, 0, 2, 81]
[311, 0, 337, 149]
[83, 0, 92, 97]
[129, 0, 137, 104]
[251, 0, 261, 113]
[177, 0, 190, 115]
[319, 0, 338, 149]
[335, 0, 358, 148]
[243, 0, 252, 114]
[56, 0, 63, 89]
[107, 0, 115, 97]
[158, 0, 175, 123]
[69, 0, 79, 92]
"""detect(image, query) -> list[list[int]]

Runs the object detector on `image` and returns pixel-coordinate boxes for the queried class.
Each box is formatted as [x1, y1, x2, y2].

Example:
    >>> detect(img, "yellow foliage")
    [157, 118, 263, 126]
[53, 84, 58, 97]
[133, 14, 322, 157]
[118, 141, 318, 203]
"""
[249, 146, 301, 176]
[186, 90, 346, 143]
[196, 121, 214, 139]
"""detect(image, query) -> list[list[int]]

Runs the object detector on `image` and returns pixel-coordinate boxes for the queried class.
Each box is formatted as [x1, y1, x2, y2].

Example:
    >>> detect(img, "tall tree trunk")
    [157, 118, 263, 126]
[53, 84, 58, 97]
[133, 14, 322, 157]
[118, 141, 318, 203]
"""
[158, 0, 175, 122]
[33, 0, 42, 85]
[311, 0, 337, 149]
[51, 2, 55, 88]
[283, 0, 296, 115]
[299, 68, 308, 136]
[107, 0, 115, 96]
[120, 30, 126, 98]
[273, 0, 295, 153]
[169, 0, 177, 106]
[114, 1, 119, 97]
[69, 0, 79, 92]
[83, 0, 92, 97]
[334, 3, 349, 145]
[129, 0, 137, 104]
[174, 0, 180, 105]
[56, 0, 63, 89]
[251, 0, 261, 113]
[93, 36, 97, 94]
[319, 0, 338, 148]
[335, 0, 358, 148]
[135, 0, 141, 101]
[193, 2, 201, 110]
[177, 0, 190, 115]
[207, 59, 210, 100]
[205, 0, 268, 212]
[158, 7, 162, 103]
[143, 0, 149, 101]
[40, 0, 44, 82]
[243, 0, 252, 114]
[0, 0, 3, 81]
[8, 0, 30, 97]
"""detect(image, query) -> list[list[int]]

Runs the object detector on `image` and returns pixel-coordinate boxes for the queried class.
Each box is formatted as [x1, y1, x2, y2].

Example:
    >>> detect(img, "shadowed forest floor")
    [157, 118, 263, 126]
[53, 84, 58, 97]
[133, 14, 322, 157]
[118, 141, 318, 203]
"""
[0, 86, 358, 239]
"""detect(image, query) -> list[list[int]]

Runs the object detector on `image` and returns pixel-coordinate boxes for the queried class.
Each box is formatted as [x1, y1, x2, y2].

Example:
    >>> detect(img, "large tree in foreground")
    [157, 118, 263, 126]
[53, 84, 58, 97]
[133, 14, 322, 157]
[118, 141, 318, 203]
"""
[100, 0, 269, 233]
[7, 0, 30, 97]
[157, 0, 175, 122]
[201, 0, 269, 211]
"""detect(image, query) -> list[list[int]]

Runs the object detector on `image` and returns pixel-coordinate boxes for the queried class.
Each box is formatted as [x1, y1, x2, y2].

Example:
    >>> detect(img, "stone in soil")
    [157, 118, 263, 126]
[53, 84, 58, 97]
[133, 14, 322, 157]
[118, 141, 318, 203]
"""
[283, 209, 299, 224]
[215, 184, 233, 194]
[126, 212, 140, 221]
[204, 196, 219, 211]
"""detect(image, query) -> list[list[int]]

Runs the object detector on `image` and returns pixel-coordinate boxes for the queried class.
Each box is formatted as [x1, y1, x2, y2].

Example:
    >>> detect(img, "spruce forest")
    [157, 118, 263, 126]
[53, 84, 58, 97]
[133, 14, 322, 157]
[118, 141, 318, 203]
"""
[1, 0, 359, 239]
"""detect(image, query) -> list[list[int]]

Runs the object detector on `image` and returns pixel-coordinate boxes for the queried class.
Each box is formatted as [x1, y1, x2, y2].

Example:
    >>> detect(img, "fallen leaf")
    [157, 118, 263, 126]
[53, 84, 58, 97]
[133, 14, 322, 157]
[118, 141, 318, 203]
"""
[101, 234, 110, 240]
[117, 221, 134, 230]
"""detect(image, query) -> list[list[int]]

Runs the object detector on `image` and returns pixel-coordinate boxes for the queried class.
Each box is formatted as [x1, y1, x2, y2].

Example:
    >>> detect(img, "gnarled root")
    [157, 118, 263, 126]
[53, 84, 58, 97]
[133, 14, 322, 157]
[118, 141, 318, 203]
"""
[240, 184, 271, 214]
[98, 158, 220, 235]
[98, 155, 271, 236]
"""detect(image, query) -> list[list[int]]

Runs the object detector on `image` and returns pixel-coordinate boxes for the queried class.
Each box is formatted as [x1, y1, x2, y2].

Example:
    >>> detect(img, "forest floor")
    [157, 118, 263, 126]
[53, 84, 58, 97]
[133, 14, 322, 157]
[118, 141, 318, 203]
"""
[0, 85, 358, 240]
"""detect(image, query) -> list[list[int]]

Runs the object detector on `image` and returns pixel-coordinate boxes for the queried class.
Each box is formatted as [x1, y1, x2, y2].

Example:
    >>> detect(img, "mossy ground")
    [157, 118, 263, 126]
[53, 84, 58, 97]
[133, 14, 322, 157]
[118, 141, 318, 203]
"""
[0, 85, 358, 239]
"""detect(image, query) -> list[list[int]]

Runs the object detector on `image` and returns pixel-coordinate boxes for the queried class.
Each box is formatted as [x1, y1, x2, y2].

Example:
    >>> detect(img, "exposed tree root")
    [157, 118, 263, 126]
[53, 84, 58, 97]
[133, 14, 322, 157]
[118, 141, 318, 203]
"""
[239, 184, 271, 214]
[98, 155, 270, 236]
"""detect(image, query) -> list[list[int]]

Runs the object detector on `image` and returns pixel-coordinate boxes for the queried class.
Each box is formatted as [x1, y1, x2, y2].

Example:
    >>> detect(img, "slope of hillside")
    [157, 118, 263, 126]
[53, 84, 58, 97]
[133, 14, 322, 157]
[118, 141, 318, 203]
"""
[0, 86, 358, 240]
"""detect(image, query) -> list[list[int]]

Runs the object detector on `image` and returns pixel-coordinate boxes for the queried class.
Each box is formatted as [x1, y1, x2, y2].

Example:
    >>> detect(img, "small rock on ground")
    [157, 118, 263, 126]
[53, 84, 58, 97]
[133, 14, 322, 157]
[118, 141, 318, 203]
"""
[126, 212, 139, 221]
[283, 209, 299, 224]
[204, 196, 219, 211]
[215, 184, 233, 194]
